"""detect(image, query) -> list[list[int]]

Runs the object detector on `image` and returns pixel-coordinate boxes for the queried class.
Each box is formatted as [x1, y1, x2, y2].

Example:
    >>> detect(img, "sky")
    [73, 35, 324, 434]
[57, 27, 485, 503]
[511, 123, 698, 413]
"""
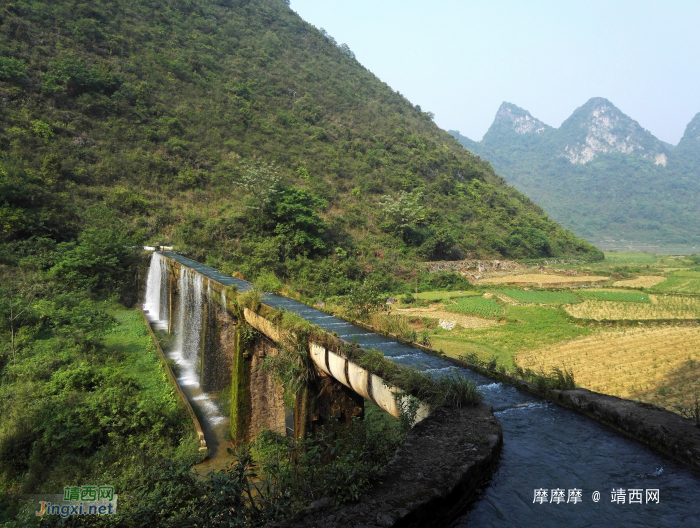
[290, 0, 700, 145]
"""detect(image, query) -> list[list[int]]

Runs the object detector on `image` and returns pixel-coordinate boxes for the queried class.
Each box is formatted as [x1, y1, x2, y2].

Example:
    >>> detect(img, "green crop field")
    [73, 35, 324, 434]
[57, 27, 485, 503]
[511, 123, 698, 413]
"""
[445, 296, 505, 318]
[651, 270, 700, 294]
[578, 290, 651, 303]
[603, 253, 660, 264]
[497, 289, 581, 305]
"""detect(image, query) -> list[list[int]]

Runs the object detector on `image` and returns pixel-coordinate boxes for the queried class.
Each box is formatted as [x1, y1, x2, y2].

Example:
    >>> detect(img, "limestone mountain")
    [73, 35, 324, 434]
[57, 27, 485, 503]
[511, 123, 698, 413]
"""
[482, 102, 552, 144]
[451, 99, 700, 251]
[556, 98, 670, 165]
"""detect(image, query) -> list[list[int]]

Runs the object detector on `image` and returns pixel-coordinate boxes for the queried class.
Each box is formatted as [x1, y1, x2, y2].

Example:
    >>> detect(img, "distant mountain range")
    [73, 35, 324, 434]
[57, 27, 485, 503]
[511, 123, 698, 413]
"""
[450, 98, 700, 252]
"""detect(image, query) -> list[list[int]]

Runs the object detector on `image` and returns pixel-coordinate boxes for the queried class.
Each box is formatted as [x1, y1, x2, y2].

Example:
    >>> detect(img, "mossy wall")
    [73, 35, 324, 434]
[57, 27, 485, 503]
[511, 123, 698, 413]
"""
[230, 326, 251, 445]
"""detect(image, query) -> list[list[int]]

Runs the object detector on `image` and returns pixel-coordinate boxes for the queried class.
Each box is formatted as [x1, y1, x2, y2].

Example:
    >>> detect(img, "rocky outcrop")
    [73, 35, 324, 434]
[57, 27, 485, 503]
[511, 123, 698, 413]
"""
[275, 403, 503, 528]
[558, 97, 669, 164]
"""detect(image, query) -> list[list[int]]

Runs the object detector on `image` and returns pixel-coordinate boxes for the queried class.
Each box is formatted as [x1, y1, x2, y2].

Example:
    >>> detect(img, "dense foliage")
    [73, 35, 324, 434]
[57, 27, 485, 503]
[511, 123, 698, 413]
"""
[0, 0, 600, 302]
[450, 102, 700, 251]
[0, 241, 201, 523]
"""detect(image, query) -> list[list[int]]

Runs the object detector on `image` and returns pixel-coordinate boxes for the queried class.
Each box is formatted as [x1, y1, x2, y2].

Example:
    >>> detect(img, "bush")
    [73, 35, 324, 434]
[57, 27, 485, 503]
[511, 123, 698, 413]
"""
[51, 226, 135, 295]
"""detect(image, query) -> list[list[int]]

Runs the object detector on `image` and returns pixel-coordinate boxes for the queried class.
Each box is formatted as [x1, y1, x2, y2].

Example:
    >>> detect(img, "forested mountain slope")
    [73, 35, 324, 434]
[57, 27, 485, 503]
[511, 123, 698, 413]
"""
[0, 0, 600, 298]
[451, 99, 700, 252]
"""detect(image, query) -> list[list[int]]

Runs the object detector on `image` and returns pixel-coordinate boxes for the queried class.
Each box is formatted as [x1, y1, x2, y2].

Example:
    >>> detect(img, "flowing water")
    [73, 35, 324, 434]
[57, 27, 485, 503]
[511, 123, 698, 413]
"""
[155, 252, 700, 527]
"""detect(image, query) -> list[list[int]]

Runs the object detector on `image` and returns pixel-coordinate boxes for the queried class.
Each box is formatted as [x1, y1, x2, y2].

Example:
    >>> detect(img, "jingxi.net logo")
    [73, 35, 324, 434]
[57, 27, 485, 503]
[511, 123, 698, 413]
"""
[35, 485, 117, 518]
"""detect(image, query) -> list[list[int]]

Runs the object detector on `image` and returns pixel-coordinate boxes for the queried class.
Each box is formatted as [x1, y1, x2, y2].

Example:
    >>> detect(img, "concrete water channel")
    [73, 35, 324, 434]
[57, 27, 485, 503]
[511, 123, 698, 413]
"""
[148, 251, 700, 527]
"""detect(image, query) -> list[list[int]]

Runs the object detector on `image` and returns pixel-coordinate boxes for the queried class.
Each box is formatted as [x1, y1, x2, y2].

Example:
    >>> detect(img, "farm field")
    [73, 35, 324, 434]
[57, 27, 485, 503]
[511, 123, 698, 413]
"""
[577, 289, 651, 303]
[432, 305, 592, 371]
[478, 273, 609, 286]
[444, 296, 505, 318]
[564, 295, 700, 320]
[414, 290, 482, 301]
[496, 289, 581, 305]
[396, 252, 700, 418]
[651, 270, 700, 294]
[392, 307, 501, 329]
[613, 275, 667, 288]
[515, 326, 700, 414]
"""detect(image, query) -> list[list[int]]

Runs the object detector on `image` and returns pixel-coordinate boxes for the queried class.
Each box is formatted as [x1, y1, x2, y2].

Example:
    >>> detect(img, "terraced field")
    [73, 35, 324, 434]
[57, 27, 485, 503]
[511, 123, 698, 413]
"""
[444, 296, 505, 318]
[516, 326, 700, 414]
[651, 270, 700, 294]
[496, 289, 580, 305]
[612, 275, 667, 288]
[478, 273, 609, 286]
[564, 295, 700, 320]
[414, 290, 482, 301]
[577, 290, 651, 303]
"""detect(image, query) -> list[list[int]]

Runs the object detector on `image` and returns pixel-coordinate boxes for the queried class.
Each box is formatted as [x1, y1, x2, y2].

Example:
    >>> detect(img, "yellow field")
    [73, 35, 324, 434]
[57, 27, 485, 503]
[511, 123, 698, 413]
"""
[477, 273, 608, 286]
[516, 326, 700, 414]
[392, 307, 501, 329]
[564, 295, 700, 320]
[612, 275, 667, 288]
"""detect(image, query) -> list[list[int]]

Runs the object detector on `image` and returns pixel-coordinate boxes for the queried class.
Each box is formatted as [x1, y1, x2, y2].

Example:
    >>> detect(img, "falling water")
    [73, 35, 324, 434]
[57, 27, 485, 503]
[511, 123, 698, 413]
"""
[143, 252, 163, 320]
[173, 267, 204, 386]
[143, 252, 169, 331]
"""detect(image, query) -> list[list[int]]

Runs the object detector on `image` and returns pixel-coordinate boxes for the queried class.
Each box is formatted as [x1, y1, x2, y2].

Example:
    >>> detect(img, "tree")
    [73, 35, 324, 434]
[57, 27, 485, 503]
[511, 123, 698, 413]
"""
[271, 186, 327, 256]
[51, 226, 134, 293]
[237, 161, 281, 231]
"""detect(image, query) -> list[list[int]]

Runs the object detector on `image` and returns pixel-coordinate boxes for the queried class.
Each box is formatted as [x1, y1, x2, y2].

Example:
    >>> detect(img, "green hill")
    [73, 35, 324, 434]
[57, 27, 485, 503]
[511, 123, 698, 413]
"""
[0, 0, 600, 297]
[450, 99, 700, 253]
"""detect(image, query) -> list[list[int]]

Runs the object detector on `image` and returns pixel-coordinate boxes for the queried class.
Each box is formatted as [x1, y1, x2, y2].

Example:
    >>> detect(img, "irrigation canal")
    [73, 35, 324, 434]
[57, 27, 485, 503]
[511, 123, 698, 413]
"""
[146, 252, 700, 527]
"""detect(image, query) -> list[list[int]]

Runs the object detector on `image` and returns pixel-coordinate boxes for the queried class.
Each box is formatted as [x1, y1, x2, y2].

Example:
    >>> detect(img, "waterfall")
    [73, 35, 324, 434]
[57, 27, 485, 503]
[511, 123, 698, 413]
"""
[144, 252, 170, 331]
[172, 267, 204, 387]
[143, 252, 163, 320]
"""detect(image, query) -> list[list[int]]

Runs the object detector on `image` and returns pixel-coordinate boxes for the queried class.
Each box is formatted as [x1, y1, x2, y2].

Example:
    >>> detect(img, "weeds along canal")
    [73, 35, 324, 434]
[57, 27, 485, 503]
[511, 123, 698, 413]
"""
[150, 252, 700, 527]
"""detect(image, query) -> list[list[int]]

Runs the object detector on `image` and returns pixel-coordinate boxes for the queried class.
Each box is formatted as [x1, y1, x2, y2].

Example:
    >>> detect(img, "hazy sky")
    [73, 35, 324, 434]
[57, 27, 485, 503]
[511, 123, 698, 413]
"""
[290, 0, 700, 145]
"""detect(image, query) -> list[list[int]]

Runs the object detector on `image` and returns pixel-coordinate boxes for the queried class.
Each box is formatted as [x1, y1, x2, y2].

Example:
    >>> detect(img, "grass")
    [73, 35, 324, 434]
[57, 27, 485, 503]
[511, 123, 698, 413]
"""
[565, 295, 700, 320]
[445, 296, 505, 318]
[516, 326, 700, 416]
[496, 289, 581, 305]
[577, 290, 651, 303]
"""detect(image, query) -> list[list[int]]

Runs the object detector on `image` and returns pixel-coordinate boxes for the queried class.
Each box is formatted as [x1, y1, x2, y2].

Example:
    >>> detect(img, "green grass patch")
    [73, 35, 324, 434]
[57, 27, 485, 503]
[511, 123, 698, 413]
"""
[578, 290, 651, 303]
[497, 289, 580, 305]
[433, 305, 591, 371]
[445, 296, 505, 318]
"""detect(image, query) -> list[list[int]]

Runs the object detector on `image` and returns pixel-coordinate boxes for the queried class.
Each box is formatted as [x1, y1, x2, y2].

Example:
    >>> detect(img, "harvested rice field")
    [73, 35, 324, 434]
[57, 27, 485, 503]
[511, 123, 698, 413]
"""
[478, 273, 609, 287]
[612, 275, 667, 288]
[392, 307, 501, 329]
[516, 326, 700, 414]
[564, 295, 700, 320]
